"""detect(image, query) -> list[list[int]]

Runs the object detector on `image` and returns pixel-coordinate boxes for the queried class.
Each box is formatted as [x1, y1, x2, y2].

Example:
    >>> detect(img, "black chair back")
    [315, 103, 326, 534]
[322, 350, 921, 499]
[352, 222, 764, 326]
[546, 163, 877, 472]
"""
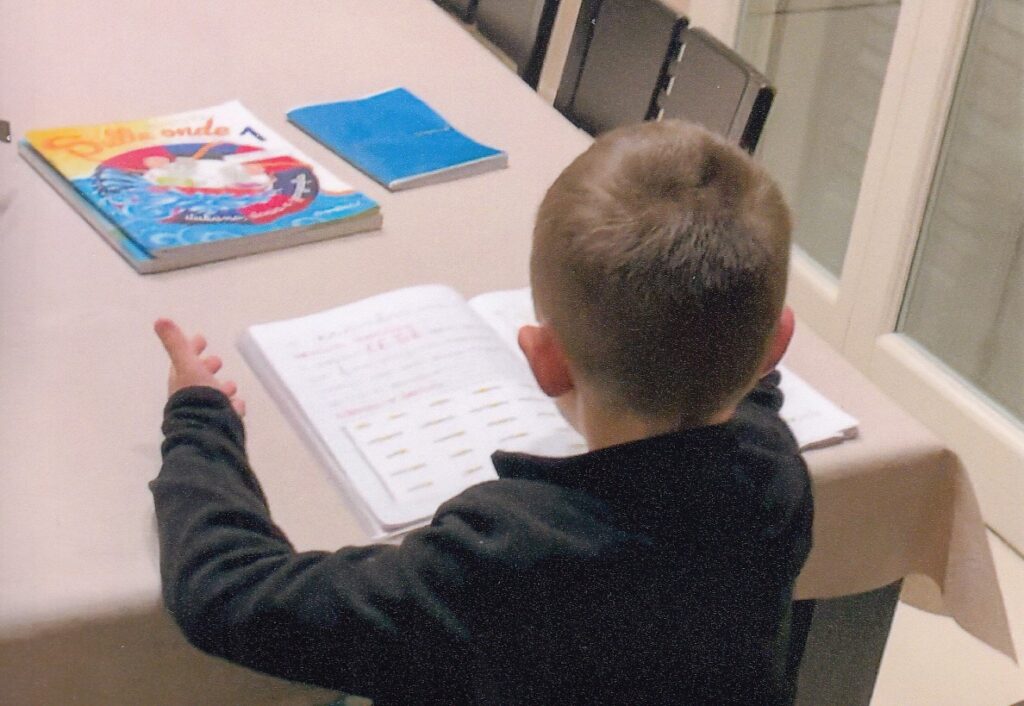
[555, 0, 773, 153]
[656, 27, 774, 153]
[474, 0, 562, 88]
[434, 0, 478, 23]
[556, 0, 686, 135]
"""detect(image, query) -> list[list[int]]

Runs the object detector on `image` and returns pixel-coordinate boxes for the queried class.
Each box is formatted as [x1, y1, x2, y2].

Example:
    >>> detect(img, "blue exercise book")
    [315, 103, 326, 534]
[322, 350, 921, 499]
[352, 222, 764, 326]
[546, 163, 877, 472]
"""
[287, 88, 508, 191]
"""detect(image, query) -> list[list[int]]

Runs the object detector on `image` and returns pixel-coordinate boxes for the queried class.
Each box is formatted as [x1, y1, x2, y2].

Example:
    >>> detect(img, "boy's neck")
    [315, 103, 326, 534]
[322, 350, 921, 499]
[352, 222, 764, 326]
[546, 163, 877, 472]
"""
[565, 386, 736, 451]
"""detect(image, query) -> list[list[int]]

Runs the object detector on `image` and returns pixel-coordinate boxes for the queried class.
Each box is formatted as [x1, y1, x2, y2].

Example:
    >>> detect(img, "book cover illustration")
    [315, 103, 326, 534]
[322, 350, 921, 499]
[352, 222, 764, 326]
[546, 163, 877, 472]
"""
[22, 101, 380, 270]
[287, 88, 508, 190]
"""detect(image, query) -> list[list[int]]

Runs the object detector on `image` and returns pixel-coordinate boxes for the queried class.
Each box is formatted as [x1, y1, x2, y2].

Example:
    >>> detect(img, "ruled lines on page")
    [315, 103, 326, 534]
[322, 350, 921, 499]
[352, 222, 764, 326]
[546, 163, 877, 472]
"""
[345, 379, 586, 504]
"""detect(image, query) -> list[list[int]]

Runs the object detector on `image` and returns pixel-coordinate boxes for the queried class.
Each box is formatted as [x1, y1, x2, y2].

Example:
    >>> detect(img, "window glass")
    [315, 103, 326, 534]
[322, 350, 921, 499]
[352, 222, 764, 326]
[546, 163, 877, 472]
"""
[899, 0, 1024, 423]
[736, 0, 901, 277]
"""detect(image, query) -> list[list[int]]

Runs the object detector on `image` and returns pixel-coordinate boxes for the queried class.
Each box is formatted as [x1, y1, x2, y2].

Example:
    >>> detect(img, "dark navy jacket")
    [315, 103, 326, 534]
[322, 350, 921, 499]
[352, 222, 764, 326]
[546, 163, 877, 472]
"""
[151, 371, 812, 705]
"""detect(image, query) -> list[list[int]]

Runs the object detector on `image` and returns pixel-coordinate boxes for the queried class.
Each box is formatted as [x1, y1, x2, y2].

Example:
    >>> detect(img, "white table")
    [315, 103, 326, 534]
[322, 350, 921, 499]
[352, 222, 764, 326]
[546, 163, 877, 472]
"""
[0, 2, 1012, 703]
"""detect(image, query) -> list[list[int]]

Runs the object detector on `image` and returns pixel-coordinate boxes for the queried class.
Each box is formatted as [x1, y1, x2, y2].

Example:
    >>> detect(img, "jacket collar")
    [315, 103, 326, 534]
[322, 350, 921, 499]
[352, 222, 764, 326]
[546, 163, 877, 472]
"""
[491, 422, 738, 504]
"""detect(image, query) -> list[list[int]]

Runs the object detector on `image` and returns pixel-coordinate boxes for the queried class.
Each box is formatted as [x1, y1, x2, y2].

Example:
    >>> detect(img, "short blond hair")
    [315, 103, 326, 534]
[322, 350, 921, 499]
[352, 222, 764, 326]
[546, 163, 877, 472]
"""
[531, 121, 791, 425]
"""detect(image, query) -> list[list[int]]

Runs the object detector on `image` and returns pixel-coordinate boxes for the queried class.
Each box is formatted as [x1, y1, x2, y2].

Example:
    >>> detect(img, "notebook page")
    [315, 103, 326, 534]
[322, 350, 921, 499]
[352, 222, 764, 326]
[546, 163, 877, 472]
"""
[329, 286, 585, 509]
[243, 285, 533, 529]
[345, 378, 585, 507]
[468, 287, 535, 363]
[247, 286, 528, 417]
[777, 364, 859, 450]
[468, 288, 859, 452]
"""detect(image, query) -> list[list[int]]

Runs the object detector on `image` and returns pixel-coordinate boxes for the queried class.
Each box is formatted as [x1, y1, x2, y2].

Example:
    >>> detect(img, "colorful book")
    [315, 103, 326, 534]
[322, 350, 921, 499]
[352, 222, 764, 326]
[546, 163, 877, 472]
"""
[239, 286, 857, 538]
[287, 88, 507, 191]
[20, 102, 382, 273]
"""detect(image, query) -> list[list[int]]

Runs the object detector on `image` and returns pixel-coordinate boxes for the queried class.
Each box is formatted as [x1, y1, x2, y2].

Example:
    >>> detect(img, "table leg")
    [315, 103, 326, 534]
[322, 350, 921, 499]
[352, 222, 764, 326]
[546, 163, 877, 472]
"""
[792, 580, 903, 706]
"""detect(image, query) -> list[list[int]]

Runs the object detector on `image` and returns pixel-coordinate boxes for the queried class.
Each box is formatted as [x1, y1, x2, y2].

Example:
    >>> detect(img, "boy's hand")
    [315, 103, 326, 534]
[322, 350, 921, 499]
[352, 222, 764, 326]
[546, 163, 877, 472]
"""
[154, 318, 246, 417]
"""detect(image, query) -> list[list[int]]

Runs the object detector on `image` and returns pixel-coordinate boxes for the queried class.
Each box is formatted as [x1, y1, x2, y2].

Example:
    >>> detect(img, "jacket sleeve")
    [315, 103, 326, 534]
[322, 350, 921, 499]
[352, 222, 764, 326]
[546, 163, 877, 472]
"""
[733, 369, 803, 456]
[742, 369, 784, 414]
[150, 387, 481, 701]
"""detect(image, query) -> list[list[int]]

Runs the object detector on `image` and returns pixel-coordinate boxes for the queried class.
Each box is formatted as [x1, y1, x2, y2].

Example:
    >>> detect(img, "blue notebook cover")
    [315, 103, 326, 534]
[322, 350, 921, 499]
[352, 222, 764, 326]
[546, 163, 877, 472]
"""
[287, 88, 507, 191]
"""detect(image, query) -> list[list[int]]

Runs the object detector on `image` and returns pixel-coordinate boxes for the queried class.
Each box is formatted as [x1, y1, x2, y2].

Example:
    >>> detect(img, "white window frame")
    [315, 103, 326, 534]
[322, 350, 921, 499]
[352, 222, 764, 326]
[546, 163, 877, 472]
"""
[703, 0, 1024, 550]
[844, 0, 1024, 553]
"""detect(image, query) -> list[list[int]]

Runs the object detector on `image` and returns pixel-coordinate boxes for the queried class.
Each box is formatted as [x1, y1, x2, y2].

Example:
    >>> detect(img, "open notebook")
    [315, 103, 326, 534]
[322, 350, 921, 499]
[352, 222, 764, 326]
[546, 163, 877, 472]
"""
[240, 286, 857, 536]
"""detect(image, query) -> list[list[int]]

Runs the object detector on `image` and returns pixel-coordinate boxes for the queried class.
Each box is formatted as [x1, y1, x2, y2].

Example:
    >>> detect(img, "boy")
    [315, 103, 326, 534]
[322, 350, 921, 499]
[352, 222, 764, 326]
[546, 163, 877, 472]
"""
[152, 120, 812, 705]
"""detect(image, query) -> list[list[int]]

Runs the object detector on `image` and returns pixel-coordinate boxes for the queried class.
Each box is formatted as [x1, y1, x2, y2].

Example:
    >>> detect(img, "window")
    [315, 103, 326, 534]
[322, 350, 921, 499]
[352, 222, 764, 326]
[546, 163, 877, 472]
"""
[722, 0, 1024, 549]
[899, 0, 1023, 425]
[737, 0, 901, 278]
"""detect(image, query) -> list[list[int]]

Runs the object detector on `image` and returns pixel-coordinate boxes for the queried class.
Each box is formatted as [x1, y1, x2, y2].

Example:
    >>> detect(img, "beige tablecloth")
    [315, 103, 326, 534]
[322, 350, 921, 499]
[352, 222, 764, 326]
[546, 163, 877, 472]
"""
[788, 325, 1015, 660]
[0, 1, 1013, 703]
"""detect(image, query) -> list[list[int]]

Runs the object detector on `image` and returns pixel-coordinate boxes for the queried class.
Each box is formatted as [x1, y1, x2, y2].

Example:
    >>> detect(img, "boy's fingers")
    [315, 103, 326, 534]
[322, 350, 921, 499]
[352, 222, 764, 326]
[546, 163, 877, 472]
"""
[191, 334, 208, 356]
[220, 380, 238, 398]
[203, 355, 223, 375]
[231, 398, 246, 417]
[154, 319, 193, 369]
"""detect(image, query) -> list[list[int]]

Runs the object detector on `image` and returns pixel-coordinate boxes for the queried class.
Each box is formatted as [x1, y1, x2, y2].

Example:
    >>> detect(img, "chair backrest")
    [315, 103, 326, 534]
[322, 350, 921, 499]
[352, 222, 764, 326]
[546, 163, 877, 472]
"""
[556, 0, 686, 135]
[474, 0, 562, 88]
[434, 0, 478, 23]
[655, 27, 774, 153]
[554, 0, 773, 152]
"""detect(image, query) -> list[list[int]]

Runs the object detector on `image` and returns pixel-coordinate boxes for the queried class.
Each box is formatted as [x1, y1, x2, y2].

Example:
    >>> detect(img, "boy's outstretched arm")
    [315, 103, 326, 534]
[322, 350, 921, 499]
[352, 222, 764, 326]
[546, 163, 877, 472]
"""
[150, 321, 477, 701]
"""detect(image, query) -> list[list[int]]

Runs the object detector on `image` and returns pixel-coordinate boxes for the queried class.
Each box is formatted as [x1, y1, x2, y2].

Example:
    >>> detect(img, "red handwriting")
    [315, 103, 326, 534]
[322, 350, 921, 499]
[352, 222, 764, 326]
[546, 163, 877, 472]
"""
[354, 325, 421, 353]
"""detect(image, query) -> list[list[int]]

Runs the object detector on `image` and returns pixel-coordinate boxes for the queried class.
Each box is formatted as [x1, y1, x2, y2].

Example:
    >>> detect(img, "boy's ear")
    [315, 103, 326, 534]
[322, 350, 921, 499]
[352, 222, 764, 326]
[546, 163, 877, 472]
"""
[518, 324, 575, 398]
[761, 305, 795, 375]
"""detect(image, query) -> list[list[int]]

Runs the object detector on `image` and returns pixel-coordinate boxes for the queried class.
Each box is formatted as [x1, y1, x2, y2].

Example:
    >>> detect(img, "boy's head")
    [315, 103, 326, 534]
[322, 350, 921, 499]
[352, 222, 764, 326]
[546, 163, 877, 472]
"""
[528, 120, 792, 427]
